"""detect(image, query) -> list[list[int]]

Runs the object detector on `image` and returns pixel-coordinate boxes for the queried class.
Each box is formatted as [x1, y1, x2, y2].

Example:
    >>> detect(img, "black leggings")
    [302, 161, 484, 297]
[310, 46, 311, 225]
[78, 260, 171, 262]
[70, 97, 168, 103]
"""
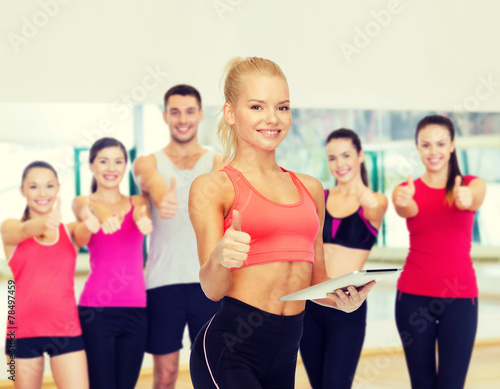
[395, 291, 478, 389]
[190, 297, 304, 389]
[300, 300, 366, 389]
[78, 306, 147, 389]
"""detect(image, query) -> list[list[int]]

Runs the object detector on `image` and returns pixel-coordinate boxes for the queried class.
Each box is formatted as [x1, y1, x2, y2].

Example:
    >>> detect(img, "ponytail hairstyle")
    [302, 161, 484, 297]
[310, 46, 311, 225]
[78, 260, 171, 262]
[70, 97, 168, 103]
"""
[326, 128, 369, 187]
[217, 57, 289, 162]
[20, 161, 58, 221]
[415, 115, 461, 202]
[89, 137, 128, 193]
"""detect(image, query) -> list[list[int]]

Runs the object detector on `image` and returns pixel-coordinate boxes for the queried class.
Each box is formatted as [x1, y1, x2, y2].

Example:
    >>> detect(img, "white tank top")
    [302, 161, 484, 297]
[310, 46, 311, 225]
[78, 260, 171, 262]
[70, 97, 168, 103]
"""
[145, 148, 215, 289]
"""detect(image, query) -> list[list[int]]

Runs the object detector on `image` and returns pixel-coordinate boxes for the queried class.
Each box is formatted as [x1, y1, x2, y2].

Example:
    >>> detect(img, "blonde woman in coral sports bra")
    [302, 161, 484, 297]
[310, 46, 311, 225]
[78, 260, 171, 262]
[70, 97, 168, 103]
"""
[188, 57, 375, 389]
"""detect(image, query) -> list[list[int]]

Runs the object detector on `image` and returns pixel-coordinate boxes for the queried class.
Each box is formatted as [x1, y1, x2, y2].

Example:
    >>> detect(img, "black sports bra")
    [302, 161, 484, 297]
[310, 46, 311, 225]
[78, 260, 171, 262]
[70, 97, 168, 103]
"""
[323, 190, 378, 250]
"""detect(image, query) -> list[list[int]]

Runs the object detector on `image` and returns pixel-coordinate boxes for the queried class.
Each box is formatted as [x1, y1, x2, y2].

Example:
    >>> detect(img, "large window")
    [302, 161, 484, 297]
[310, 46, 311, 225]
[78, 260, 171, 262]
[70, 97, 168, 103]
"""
[1, 104, 498, 258]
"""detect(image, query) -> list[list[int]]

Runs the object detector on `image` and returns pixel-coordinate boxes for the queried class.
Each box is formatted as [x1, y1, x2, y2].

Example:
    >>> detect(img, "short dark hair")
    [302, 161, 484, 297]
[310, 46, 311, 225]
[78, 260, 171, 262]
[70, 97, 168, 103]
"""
[163, 84, 202, 111]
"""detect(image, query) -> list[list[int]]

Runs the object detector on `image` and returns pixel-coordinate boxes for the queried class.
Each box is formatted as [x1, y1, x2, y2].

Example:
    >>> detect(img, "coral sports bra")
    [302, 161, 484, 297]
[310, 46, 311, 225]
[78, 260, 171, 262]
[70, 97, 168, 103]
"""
[323, 190, 378, 250]
[222, 165, 319, 270]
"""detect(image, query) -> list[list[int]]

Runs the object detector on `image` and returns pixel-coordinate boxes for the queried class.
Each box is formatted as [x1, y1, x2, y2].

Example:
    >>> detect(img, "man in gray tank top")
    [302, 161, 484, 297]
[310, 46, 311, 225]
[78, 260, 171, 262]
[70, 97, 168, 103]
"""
[133, 85, 223, 389]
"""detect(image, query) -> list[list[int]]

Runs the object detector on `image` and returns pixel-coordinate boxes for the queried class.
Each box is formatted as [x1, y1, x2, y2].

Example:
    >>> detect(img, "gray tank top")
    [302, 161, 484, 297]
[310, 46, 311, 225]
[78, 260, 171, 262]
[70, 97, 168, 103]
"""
[145, 148, 215, 289]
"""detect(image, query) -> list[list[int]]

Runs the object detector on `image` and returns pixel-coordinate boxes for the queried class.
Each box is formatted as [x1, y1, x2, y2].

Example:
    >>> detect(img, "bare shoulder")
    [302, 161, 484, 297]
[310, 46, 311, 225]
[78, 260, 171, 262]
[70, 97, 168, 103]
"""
[190, 171, 234, 214]
[191, 170, 232, 197]
[293, 172, 324, 198]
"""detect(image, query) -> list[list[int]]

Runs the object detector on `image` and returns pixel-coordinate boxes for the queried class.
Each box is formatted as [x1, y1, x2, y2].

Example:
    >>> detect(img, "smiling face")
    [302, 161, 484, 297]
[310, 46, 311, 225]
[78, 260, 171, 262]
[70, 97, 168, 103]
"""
[224, 75, 291, 153]
[326, 138, 364, 184]
[90, 146, 127, 190]
[20, 167, 59, 217]
[163, 94, 204, 145]
[416, 124, 455, 174]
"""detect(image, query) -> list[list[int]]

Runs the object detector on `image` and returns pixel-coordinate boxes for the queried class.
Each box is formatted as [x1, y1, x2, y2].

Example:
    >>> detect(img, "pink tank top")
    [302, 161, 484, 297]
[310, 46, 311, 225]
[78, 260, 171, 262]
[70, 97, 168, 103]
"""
[222, 166, 319, 270]
[7, 223, 81, 338]
[79, 199, 146, 307]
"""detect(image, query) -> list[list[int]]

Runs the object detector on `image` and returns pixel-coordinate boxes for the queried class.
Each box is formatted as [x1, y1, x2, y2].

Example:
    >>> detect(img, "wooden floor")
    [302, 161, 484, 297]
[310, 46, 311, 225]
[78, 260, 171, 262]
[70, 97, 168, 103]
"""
[0, 342, 497, 388]
[134, 342, 500, 389]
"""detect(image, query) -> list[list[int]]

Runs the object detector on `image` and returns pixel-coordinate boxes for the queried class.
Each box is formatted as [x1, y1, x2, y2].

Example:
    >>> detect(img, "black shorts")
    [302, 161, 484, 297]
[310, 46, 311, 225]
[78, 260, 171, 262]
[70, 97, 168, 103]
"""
[5, 335, 84, 359]
[146, 283, 220, 355]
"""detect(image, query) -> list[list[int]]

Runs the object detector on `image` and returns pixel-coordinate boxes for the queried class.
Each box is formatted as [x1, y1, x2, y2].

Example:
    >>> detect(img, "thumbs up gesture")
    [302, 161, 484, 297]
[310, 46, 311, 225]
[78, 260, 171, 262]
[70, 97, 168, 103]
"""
[45, 197, 62, 230]
[135, 204, 153, 235]
[395, 174, 416, 208]
[100, 209, 124, 235]
[159, 177, 178, 219]
[217, 210, 251, 269]
[81, 197, 100, 233]
[356, 182, 378, 209]
[453, 176, 472, 210]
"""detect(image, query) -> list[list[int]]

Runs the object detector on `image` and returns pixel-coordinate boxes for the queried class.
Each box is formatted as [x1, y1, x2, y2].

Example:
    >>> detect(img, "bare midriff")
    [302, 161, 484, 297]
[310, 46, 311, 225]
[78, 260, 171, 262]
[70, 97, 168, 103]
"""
[324, 243, 370, 279]
[227, 261, 313, 316]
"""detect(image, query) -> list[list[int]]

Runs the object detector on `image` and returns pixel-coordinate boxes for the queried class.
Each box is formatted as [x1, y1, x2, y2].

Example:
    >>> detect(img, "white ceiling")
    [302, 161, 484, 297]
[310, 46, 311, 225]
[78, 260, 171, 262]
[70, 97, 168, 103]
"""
[1, 0, 499, 145]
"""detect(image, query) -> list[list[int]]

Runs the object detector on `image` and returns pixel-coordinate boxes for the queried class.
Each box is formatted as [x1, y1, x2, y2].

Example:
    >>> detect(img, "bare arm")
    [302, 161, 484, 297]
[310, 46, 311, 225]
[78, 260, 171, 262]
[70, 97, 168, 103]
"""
[1, 217, 49, 247]
[454, 177, 486, 211]
[133, 154, 178, 219]
[297, 174, 375, 312]
[66, 221, 97, 251]
[132, 195, 153, 235]
[133, 155, 169, 206]
[392, 174, 418, 219]
[1, 198, 62, 246]
[357, 183, 388, 228]
[71, 196, 101, 246]
[189, 172, 249, 301]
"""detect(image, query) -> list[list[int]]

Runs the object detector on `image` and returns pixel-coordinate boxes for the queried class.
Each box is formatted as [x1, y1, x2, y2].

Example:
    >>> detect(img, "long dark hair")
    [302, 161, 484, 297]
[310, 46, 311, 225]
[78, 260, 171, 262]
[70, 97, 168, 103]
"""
[326, 128, 369, 186]
[89, 137, 128, 193]
[415, 115, 461, 199]
[20, 161, 58, 221]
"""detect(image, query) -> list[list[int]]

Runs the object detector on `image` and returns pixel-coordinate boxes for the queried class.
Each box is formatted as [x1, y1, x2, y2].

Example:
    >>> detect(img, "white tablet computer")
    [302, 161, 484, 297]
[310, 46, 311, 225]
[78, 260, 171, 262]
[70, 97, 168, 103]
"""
[279, 268, 403, 301]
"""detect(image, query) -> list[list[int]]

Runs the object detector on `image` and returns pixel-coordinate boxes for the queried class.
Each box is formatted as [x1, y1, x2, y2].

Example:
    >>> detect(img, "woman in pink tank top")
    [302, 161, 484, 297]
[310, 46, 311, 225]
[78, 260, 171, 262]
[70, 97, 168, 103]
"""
[72, 137, 152, 389]
[188, 57, 375, 389]
[1, 161, 95, 389]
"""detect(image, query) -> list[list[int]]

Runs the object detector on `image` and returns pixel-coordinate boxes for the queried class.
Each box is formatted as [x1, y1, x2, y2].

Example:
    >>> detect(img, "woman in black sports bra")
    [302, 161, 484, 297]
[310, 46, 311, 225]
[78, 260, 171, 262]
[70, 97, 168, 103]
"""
[300, 128, 388, 389]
